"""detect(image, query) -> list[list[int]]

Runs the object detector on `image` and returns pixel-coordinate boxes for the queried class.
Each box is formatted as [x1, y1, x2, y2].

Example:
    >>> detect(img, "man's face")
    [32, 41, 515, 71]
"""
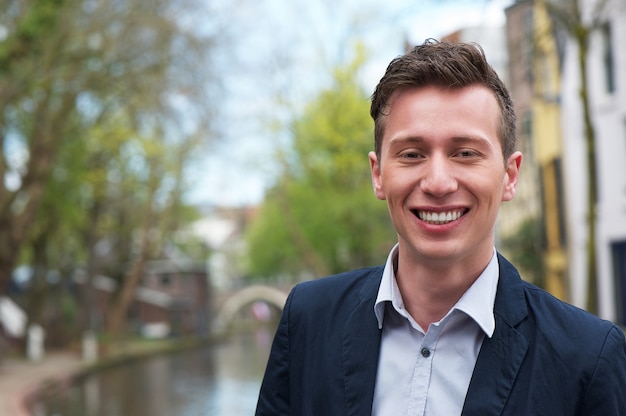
[369, 85, 522, 267]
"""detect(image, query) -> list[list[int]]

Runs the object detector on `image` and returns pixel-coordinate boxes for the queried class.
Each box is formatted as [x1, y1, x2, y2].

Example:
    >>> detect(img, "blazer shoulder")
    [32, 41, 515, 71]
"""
[287, 266, 383, 315]
[497, 253, 619, 346]
[479, 255, 626, 415]
[521, 279, 617, 337]
[297, 266, 383, 291]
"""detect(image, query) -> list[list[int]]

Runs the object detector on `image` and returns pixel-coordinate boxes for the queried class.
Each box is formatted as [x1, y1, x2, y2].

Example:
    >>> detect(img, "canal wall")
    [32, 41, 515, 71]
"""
[12, 333, 235, 415]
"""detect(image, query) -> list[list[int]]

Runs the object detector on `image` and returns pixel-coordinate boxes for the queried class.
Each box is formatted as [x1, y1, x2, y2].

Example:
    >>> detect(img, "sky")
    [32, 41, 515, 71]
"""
[187, 0, 513, 208]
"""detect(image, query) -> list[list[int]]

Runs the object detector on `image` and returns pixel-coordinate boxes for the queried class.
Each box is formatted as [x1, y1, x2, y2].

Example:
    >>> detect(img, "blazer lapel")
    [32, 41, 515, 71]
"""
[342, 269, 382, 416]
[462, 255, 529, 416]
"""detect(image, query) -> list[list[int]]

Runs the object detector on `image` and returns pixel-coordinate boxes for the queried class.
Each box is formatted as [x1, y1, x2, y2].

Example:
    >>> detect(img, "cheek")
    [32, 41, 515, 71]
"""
[385, 174, 419, 205]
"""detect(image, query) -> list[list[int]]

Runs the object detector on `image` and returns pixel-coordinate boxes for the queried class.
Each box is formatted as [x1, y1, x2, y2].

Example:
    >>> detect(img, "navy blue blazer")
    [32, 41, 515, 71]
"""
[256, 254, 626, 415]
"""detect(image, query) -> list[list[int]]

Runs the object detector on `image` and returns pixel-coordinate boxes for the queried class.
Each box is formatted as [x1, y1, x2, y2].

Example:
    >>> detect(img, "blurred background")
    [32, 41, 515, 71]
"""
[0, 0, 625, 414]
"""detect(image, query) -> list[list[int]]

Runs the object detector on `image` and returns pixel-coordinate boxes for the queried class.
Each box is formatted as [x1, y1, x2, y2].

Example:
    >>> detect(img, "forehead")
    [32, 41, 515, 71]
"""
[382, 85, 501, 146]
[386, 84, 498, 113]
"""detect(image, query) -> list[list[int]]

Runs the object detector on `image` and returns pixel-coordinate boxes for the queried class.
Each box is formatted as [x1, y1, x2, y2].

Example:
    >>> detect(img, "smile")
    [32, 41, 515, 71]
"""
[415, 209, 466, 225]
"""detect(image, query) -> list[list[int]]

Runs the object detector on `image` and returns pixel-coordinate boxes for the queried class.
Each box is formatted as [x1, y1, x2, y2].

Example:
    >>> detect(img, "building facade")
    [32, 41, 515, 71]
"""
[559, 0, 626, 323]
[504, 0, 626, 323]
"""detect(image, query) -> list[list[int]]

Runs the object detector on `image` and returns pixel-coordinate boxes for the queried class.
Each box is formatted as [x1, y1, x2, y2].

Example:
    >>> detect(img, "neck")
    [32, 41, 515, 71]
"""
[394, 248, 493, 330]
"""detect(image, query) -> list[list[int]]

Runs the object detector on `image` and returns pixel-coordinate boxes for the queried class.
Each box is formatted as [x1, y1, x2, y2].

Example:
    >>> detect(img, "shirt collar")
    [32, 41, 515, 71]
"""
[374, 245, 499, 337]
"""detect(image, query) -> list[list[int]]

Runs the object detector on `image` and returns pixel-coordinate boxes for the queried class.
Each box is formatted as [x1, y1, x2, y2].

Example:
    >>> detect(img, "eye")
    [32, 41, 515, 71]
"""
[399, 150, 424, 159]
[455, 149, 479, 158]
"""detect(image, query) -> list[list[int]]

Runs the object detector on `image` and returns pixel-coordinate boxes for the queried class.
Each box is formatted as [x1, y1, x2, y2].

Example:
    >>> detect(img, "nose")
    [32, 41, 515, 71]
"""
[419, 155, 458, 197]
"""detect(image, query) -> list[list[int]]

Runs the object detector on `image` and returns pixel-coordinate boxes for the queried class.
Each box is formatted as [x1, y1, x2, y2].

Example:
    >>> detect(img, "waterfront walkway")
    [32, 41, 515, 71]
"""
[0, 352, 83, 416]
[0, 336, 219, 415]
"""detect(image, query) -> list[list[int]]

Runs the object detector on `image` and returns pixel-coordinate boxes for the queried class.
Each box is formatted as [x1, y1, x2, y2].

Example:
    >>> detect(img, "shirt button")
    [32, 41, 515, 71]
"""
[421, 348, 430, 358]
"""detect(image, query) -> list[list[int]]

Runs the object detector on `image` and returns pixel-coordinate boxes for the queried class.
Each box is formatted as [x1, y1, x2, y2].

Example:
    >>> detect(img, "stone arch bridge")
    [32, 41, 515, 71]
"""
[213, 285, 289, 332]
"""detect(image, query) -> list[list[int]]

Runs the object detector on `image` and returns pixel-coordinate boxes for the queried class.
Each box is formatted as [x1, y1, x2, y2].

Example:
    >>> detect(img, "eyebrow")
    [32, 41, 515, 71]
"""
[450, 135, 493, 148]
[387, 136, 424, 146]
[388, 135, 493, 148]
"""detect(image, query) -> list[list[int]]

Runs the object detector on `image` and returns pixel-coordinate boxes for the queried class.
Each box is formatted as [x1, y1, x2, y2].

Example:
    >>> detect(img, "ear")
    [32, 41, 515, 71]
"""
[502, 151, 522, 202]
[369, 151, 386, 200]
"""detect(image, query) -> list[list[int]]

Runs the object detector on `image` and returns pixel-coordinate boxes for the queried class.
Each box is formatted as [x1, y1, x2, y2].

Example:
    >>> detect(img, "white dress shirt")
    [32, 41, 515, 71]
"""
[372, 245, 499, 415]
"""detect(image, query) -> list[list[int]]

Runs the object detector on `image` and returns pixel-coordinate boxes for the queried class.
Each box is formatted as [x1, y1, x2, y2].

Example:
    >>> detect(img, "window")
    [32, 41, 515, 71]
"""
[160, 275, 171, 287]
[523, 7, 534, 83]
[553, 158, 567, 247]
[601, 22, 615, 95]
[612, 241, 626, 326]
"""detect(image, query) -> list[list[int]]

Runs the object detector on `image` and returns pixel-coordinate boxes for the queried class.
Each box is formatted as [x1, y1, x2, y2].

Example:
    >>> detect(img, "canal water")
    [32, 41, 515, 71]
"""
[30, 326, 275, 416]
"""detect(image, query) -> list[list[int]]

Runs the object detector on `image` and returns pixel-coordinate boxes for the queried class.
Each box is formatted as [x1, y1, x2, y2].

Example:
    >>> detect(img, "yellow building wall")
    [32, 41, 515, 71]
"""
[532, 0, 568, 300]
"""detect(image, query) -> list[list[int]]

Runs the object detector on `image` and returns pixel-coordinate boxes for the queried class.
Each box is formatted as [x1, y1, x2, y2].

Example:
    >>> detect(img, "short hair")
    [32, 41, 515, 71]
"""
[370, 39, 516, 160]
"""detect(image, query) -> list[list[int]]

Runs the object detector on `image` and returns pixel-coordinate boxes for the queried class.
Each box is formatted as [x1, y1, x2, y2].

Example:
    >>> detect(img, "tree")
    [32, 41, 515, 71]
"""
[545, 0, 610, 313]
[500, 216, 546, 287]
[18, 116, 90, 341]
[245, 48, 395, 281]
[104, 126, 202, 335]
[0, 0, 225, 344]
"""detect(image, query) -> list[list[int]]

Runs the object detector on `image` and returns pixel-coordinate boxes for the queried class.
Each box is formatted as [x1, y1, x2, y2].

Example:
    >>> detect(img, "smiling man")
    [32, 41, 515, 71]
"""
[256, 40, 626, 416]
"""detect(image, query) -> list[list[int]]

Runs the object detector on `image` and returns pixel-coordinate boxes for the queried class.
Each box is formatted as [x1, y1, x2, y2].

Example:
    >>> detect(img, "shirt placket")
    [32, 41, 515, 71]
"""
[406, 325, 441, 415]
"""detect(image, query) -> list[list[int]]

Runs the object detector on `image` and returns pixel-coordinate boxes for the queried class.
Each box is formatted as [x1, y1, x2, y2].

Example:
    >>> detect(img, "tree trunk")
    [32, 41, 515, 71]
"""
[105, 248, 148, 335]
[105, 164, 159, 335]
[576, 27, 599, 314]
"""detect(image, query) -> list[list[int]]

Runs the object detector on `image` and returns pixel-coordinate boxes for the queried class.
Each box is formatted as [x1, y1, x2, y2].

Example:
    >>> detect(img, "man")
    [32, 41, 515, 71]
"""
[256, 39, 626, 415]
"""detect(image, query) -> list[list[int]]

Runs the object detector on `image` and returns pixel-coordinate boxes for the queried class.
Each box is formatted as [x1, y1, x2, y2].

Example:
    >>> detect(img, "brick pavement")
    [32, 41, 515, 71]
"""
[0, 352, 83, 416]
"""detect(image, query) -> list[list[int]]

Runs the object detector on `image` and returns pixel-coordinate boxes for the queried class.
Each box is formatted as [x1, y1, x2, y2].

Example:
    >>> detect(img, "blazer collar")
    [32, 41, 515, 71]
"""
[461, 254, 529, 415]
[342, 267, 383, 416]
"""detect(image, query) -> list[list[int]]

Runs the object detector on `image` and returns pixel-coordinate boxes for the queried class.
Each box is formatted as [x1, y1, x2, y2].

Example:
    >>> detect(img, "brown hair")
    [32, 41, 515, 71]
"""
[370, 39, 516, 160]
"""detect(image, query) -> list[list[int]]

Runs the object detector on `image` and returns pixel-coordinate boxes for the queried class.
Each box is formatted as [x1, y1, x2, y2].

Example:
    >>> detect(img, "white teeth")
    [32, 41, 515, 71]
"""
[418, 210, 464, 224]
